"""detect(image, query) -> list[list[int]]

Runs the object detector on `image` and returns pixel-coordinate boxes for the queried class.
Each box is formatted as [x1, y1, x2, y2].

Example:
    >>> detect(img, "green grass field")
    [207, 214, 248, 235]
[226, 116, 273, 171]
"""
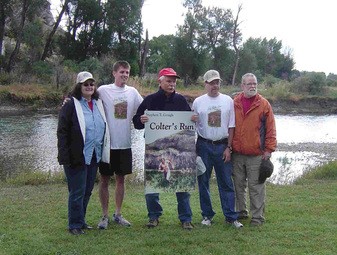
[1, 172, 337, 255]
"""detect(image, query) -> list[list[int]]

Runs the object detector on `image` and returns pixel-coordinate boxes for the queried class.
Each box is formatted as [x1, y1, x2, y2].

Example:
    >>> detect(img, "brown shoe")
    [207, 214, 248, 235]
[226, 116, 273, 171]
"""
[146, 218, 159, 228]
[250, 220, 263, 227]
[68, 228, 85, 235]
[182, 222, 194, 230]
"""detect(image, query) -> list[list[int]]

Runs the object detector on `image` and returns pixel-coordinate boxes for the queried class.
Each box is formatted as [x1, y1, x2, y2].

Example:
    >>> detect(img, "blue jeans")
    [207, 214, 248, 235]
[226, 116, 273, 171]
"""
[145, 192, 192, 223]
[64, 158, 98, 230]
[196, 138, 238, 222]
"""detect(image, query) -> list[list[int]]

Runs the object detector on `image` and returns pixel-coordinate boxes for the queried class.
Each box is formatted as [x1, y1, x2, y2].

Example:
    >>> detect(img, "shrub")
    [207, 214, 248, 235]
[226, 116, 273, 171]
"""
[31, 61, 53, 84]
[97, 54, 116, 85]
[264, 80, 291, 99]
[326, 73, 337, 87]
[78, 57, 102, 74]
[0, 71, 12, 85]
[291, 72, 326, 95]
[296, 160, 337, 183]
[261, 74, 281, 87]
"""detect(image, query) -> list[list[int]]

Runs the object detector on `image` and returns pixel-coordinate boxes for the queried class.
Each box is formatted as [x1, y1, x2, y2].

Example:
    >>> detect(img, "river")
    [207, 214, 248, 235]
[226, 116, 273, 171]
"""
[0, 113, 336, 184]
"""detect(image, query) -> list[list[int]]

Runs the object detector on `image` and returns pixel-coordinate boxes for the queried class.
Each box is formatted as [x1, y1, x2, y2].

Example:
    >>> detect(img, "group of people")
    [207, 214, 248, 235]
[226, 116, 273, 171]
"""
[57, 60, 277, 235]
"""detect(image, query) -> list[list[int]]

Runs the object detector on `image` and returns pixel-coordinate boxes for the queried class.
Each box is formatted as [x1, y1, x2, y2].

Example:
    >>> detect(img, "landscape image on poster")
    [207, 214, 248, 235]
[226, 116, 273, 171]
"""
[144, 129, 196, 193]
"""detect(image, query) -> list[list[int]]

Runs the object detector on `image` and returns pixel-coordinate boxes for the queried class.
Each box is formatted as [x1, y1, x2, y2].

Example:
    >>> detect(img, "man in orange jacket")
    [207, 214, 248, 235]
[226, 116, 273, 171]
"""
[232, 73, 277, 226]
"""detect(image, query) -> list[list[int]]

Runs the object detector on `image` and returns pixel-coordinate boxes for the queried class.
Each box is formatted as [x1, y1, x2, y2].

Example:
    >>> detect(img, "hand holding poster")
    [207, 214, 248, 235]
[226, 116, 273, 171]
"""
[144, 110, 197, 193]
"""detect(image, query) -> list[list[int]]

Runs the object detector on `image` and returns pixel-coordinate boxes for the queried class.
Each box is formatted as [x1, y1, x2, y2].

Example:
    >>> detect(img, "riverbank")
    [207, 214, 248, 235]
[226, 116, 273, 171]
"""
[269, 97, 337, 114]
[1, 96, 337, 115]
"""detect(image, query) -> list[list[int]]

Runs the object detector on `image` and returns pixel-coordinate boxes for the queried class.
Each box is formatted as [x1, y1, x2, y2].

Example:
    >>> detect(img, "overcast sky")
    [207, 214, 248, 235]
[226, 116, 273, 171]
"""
[50, 0, 337, 75]
[142, 0, 337, 75]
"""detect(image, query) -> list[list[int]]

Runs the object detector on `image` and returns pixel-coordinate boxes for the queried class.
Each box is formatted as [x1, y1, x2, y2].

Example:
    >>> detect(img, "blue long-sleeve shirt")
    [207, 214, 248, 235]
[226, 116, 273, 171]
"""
[80, 98, 105, 165]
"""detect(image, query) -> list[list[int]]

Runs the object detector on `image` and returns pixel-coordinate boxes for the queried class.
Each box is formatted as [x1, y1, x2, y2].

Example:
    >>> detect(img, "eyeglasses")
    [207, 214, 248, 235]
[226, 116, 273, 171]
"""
[244, 82, 257, 87]
[207, 80, 220, 86]
[83, 83, 95, 87]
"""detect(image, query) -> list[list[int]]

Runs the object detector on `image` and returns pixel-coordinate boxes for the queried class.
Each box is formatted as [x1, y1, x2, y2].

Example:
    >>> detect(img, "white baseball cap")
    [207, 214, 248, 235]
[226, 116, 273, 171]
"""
[203, 70, 223, 83]
[76, 71, 95, 83]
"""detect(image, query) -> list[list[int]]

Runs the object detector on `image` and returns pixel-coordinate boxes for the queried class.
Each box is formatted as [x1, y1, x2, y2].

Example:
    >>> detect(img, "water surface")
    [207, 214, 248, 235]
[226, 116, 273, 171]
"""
[0, 113, 336, 184]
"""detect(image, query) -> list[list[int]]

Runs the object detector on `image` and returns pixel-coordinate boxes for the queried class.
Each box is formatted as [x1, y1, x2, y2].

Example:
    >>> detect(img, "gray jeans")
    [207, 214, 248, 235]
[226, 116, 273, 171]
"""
[232, 153, 266, 224]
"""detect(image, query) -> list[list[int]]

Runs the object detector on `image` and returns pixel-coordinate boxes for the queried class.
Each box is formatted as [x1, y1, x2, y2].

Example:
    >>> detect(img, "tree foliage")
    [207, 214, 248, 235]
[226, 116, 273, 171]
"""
[239, 37, 295, 81]
[1, 0, 331, 93]
[59, 0, 142, 75]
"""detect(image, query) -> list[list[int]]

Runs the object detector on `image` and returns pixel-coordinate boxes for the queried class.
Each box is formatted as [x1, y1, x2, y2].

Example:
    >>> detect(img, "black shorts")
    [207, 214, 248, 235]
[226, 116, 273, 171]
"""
[99, 149, 132, 176]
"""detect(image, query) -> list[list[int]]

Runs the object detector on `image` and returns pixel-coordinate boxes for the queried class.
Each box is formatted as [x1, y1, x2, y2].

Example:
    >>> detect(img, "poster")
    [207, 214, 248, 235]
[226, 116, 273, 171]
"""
[144, 110, 197, 193]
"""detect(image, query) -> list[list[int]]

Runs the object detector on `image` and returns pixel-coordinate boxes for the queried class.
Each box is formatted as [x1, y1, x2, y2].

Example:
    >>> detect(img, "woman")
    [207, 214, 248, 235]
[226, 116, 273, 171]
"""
[57, 71, 110, 235]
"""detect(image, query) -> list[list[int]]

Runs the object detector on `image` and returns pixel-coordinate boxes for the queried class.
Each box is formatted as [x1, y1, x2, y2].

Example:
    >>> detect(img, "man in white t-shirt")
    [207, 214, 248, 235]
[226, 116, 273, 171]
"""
[191, 70, 243, 228]
[97, 61, 143, 229]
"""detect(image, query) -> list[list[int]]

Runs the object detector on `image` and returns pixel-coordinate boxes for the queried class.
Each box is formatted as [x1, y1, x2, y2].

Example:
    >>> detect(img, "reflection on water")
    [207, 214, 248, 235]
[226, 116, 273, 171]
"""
[0, 114, 62, 179]
[270, 151, 327, 184]
[271, 114, 337, 184]
[275, 115, 337, 143]
[0, 113, 336, 184]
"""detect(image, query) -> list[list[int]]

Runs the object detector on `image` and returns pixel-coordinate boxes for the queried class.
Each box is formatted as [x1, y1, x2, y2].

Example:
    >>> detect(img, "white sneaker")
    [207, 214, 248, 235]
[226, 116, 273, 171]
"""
[97, 216, 109, 229]
[226, 220, 243, 228]
[113, 214, 131, 226]
[201, 217, 212, 226]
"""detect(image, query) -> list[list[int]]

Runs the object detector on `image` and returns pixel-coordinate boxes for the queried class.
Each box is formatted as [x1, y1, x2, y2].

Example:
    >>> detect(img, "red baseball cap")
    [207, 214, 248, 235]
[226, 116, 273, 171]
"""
[158, 68, 180, 80]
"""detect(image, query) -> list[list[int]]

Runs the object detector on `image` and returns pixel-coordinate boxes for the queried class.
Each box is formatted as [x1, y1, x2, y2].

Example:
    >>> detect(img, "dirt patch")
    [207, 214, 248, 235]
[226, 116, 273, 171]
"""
[270, 98, 337, 114]
[278, 142, 337, 161]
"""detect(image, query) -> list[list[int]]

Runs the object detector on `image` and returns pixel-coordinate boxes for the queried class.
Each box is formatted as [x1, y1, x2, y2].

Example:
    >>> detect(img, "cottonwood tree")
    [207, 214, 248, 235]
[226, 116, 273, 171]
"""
[146, 34, 177, 74]
[2, 0, 47, 73]
[6, 0, 31, 72]
[59, 0, 143, 75]
[106, 0, 143, 74]
[60, 0, 106, 61]
[177, 0, 238, 83]
[174, 0, 207, 82]
[41, 0, 70, 61]
[138, 28, 148, 77]
[0, 0, 12, 61]
[239, 37, 294, 80]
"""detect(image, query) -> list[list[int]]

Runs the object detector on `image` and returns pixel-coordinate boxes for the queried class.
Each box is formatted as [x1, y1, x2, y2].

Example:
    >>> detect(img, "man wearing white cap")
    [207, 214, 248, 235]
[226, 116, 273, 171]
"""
[191, 70, 243, 228]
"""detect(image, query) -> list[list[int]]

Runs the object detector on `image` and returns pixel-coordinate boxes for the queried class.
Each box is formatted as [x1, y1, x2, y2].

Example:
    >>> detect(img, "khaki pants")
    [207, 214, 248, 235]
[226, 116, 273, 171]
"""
[232, 153, 266, 224]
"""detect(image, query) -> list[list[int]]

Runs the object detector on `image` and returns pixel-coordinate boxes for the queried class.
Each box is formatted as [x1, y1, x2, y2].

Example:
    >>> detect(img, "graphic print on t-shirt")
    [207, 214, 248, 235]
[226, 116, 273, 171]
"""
[208, 109, 221, 127]
[114, 100, 128, 119]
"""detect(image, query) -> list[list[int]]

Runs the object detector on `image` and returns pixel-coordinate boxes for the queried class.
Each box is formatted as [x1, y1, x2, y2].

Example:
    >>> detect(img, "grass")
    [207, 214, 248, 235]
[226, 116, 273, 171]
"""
[1, 162, 337, 255]
[1, 79, 337, 110]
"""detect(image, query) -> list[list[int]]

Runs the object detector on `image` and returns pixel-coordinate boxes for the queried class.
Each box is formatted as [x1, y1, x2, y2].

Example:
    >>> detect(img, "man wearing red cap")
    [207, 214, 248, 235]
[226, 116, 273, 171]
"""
[133, 67, 194, 230]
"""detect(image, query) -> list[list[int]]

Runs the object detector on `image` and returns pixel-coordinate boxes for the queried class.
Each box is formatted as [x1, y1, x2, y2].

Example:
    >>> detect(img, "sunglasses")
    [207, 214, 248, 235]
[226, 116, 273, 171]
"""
[83, 83, 95, 87]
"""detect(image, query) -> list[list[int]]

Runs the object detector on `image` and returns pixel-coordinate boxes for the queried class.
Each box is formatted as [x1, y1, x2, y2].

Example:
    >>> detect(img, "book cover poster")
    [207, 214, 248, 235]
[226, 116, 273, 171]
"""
[144, 111, 197, 193]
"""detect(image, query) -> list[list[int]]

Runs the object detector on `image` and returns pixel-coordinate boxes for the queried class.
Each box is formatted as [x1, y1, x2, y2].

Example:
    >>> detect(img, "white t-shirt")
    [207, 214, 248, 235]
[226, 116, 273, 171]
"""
[192, 93, 235, 141]
[98, 83, 143, 149]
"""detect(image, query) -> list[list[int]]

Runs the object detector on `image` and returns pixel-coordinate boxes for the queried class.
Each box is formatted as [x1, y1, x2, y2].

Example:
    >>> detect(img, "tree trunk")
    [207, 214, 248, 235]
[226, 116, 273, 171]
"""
[0, 2, 6, 57]
[231, 4, 242, 86]
[139, 29, 149, 77]
[41, 0, 68, 61]
[6, 0, 29, 73]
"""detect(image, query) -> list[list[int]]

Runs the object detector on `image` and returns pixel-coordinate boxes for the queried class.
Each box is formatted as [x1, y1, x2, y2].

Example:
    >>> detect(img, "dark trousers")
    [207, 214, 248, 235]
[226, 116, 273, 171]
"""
[64, 157, 98, 229]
